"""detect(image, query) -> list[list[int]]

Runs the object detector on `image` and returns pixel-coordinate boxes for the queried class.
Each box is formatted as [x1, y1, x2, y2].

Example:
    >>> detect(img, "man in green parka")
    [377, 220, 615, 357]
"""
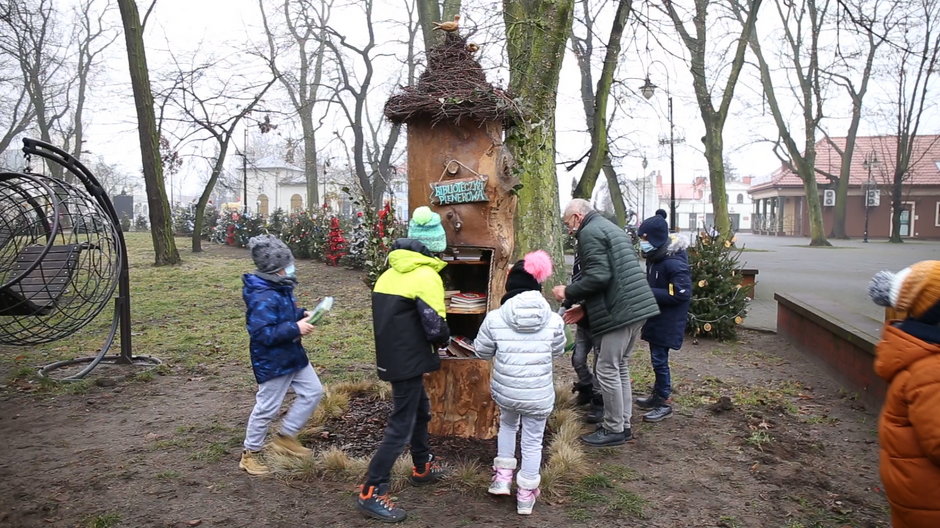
[553, 199, 659, 447]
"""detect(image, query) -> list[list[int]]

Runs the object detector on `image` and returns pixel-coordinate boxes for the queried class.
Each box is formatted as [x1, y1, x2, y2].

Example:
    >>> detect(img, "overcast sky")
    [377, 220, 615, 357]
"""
[68, 0, 936, 206]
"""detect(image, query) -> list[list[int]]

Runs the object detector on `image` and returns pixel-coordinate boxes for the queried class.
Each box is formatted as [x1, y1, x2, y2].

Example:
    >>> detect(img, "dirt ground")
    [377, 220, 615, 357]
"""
[0, 256, 889, 528]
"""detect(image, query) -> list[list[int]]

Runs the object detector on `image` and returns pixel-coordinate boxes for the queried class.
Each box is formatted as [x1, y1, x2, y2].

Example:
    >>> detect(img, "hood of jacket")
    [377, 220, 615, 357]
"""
[387, 246, 446, 274]
[875, 323, 940, 381]
[498, 290, 552, 333]
[243, 272, 295, 294]
[646, 233, 690, 262]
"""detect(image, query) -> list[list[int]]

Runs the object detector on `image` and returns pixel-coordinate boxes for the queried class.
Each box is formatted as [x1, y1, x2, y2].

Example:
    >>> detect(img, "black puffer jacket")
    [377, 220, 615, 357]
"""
[371, 239, 449, 381]
[640, 234, 692, 350]
[564, 212, 659, 336]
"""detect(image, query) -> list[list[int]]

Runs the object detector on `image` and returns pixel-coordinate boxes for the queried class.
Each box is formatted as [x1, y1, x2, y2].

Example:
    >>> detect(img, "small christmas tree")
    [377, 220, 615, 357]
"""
[343, 212, 368, 269]
[687, 232, 751, 340]
[325, 216, 347, 266]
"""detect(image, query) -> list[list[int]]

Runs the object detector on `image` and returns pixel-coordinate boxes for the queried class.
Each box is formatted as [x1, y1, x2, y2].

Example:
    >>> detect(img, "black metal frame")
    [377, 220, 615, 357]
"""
[15, 139, 159, 379]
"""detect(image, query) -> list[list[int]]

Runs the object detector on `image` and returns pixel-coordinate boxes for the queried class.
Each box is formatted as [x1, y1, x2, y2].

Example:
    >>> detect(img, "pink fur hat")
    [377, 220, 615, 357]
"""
[502, 250, 553, 304]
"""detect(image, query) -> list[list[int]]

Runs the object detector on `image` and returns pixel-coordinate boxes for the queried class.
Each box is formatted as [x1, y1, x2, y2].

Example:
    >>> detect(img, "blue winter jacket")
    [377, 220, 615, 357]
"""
[242, 273, 309, 384]
[640, 234, 692, 350]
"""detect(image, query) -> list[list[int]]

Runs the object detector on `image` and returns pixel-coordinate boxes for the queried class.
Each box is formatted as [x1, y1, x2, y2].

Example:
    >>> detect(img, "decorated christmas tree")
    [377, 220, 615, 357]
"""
[687, 233, 751, 340]
[325, 216, 347, 266]
[343, 212, 368, 269]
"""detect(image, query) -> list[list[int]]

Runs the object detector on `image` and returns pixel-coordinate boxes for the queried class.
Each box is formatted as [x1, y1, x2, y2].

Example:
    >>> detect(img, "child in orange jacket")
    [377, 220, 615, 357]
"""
[868, 260, 940, 528]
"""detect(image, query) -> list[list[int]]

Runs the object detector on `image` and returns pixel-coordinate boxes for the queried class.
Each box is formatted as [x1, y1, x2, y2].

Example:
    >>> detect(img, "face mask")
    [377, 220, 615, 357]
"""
[639, 241, 655, 254]
[284, 264, 296, 277]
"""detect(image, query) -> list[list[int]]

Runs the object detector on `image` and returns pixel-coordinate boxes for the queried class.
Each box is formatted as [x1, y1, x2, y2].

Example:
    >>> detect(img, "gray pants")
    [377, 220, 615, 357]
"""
[594, 321, 644, 433]
[243, 363, 324, 451]
[496, 407, 548, 483]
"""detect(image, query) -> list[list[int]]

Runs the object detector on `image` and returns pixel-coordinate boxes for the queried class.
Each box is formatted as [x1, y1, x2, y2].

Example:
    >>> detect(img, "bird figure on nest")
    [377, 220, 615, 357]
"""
[433, 14, 460, 32]
[466, 43, 479, 53]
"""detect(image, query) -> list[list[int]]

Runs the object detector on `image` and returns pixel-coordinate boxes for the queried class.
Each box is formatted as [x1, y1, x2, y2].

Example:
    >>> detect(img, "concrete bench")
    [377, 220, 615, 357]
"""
[774, 292, 886, 411]
[740, 268, 758, 299]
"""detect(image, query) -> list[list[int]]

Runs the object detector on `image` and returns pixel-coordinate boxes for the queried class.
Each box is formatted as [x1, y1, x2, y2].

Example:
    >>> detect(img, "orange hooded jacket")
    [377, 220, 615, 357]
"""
[874, 323, 940, 528]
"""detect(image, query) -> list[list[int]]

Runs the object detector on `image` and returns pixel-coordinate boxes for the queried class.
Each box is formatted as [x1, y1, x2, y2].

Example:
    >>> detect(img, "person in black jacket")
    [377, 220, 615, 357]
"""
[356, 206, 450, 523]
[635, 214, 692, 423]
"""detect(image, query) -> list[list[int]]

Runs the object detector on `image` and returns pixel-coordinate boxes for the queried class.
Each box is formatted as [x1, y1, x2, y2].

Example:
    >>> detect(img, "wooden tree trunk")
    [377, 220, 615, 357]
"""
[116, 0, 179, 265]
[504, 0, 574, 286]
[424, 359, 498, 439]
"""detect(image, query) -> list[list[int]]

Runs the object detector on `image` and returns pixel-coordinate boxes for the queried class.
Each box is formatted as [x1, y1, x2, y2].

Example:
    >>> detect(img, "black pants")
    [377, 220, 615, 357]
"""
[364, 375, 431, 486]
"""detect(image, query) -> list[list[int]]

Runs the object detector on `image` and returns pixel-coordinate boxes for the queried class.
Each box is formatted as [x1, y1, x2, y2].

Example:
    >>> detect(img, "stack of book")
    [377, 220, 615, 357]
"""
[448, 291, 487, 312]
[446, 335, 476, 358]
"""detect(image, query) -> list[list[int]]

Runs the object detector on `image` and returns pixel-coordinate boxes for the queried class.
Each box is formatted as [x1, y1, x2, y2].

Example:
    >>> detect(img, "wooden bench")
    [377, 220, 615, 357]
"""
[740, 268, 758, 299]
[0, 244, 82, 316]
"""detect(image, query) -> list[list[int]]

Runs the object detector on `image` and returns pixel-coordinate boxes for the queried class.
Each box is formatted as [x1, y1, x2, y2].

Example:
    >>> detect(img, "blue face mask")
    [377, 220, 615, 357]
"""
[639, 241, 655, 254]
[284, 264, 296, 277]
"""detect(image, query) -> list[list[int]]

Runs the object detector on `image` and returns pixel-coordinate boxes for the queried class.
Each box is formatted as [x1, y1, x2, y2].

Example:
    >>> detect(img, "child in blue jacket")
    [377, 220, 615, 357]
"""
[635, 213, 692, 423]
[239, 235, 324, 475]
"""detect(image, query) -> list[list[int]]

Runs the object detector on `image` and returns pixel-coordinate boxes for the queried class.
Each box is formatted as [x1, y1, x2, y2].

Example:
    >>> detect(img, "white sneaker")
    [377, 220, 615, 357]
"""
[516, 487, 540, 515]
[488, 467, 513, 495]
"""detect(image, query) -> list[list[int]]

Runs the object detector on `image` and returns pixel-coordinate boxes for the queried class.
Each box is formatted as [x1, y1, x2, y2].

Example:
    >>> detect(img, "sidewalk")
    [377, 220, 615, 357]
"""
[733, 234, 939, 332]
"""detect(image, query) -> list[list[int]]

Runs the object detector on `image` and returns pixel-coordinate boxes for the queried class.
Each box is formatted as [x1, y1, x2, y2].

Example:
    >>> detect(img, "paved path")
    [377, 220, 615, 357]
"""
[733, 234, 939, 332]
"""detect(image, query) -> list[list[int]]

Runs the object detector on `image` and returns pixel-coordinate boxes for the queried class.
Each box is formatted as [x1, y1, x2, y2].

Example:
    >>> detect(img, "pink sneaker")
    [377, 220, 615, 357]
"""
[488, 467, 513, 495]
[516, 487, 540, 514]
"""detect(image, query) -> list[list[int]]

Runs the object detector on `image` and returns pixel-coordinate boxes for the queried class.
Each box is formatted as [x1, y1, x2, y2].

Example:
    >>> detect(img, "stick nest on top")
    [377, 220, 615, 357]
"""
[384, 34, 521, 126]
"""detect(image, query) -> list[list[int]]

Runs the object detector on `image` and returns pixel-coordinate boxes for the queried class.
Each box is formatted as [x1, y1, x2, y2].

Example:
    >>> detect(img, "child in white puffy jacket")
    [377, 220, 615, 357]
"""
[474, 250, 565, 515]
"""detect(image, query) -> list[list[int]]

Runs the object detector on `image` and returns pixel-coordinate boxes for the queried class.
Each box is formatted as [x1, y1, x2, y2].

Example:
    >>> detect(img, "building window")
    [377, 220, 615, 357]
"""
[258, 194, 269, 217]
[290, 194, 303, 212]
[935, 201, 940, 226]
[737, 193, 744, 204]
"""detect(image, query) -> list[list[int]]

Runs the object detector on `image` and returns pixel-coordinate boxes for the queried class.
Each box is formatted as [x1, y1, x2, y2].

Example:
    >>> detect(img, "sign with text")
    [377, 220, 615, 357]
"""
[430, 177, 488, 205]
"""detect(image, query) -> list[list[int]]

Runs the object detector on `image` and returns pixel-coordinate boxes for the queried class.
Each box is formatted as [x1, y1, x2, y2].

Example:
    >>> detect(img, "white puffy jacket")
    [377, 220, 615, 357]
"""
[473, 290, 566, 418]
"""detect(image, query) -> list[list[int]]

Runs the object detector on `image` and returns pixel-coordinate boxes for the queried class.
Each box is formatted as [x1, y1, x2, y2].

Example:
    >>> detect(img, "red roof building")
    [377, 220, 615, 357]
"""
[748, 135, 940, 239]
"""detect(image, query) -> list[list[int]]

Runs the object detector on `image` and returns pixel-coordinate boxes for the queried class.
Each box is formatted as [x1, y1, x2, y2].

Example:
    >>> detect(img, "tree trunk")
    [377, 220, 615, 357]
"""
[117, 0, 180, 265]
[503, 0, 573, 285]
[416, 0, 462, 50]
[572, 0, 630, 215]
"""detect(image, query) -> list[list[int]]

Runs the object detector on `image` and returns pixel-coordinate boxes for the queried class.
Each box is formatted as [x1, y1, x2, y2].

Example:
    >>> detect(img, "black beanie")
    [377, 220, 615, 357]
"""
[638, 215, 669, 248]
[501, 259, 541, 303]
[655, 209, 668, 219]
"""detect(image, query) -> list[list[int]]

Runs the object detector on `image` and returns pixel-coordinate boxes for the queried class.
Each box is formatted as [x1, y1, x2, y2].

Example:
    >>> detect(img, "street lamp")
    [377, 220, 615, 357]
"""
[862, 151, 880, 243]
[640, 71, 680, 232]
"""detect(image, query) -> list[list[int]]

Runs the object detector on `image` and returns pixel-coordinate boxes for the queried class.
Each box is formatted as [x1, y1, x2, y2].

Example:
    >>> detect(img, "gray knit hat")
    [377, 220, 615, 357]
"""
[248, 234, 295, 273]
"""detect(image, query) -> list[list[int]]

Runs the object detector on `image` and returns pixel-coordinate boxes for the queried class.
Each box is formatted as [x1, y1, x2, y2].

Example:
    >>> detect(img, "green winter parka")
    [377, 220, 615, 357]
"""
[564, 211, 659, 336]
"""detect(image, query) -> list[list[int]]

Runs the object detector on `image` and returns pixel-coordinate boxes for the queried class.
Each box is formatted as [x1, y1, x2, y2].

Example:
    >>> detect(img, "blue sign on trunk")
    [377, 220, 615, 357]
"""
[430, 177, 488, 205]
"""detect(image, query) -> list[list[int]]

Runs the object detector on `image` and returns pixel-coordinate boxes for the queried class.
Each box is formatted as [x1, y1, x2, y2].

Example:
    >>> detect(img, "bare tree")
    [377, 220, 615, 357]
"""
[66, 0, 119, 162]
[0, 0, 70, 178]
[656, 0, 761, 239]
[814, 0, 893, 239]
[163, 63, 277, 252]
[738, 0, 832, 246]
[320, 0, 410, 208]
[259, 0, 331, 211]
[0, 85, 34, 155]
[116, 0, 180, 265]
[503, 0, 574, 282]
[570, 0, 632, 227]
[880, 0, 940, 243]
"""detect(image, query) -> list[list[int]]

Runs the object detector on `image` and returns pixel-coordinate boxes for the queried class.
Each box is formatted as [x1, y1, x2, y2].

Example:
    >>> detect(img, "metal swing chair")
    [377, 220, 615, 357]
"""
[0, 138, 160, 380]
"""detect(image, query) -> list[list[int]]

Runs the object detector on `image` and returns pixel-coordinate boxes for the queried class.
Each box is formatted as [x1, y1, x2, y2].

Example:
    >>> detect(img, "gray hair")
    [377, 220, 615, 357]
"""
[564, 198, 593, 217]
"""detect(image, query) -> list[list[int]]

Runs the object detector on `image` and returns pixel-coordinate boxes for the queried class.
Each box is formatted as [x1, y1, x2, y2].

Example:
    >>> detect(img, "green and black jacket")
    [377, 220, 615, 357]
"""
[371, 239, 449, 382]
[565, 211, 659, 336]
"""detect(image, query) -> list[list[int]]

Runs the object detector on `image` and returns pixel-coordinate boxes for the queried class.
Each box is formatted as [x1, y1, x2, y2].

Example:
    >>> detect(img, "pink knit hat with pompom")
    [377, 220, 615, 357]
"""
[502, 250, 553, 304]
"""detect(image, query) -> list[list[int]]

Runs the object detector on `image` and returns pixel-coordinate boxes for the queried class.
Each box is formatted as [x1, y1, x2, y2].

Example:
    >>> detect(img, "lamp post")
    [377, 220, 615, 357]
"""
[640, 72, 680, 232]
[862, 151, 879, 243]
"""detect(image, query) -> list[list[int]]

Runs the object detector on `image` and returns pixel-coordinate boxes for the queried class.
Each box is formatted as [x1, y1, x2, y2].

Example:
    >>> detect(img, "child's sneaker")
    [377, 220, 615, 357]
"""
[516, 487, 540, 515]
[488, 467, 513, 495]
[270, 432, 312, 457]
[487, 457, 516, 495]
[357, 483, 406, 522]
[238, 450, 270, 475]
[409, 454, 446, 485]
